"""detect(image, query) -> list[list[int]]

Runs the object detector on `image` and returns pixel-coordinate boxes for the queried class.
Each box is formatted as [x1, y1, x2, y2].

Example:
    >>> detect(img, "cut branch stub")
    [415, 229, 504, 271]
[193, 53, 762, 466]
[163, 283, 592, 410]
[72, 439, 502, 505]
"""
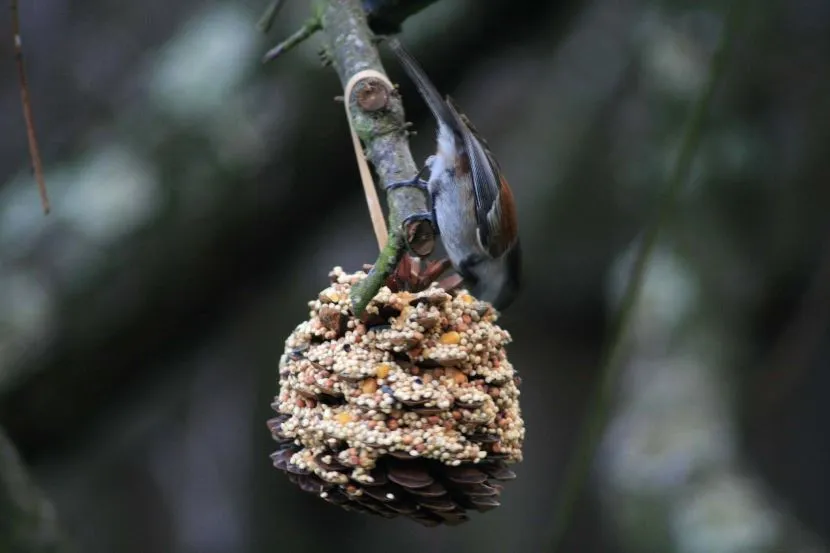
[405, 218, 435, 257]
[355, 77, 391, 112]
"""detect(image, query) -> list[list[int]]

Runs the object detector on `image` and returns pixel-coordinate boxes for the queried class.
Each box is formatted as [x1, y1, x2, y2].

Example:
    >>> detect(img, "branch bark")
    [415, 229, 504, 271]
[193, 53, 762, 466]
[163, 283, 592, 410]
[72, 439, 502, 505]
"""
[319, 0, 435, 315]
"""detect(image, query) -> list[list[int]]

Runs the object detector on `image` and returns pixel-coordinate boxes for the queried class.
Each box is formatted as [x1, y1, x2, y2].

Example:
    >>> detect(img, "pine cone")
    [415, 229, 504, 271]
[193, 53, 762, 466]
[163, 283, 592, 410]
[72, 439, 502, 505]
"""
[268, 258, 525, 526]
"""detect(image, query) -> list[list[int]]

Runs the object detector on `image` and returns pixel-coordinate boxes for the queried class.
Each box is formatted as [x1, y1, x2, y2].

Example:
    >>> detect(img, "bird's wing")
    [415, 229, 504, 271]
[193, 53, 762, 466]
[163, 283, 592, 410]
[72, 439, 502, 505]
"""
[446, 98, 514, 258]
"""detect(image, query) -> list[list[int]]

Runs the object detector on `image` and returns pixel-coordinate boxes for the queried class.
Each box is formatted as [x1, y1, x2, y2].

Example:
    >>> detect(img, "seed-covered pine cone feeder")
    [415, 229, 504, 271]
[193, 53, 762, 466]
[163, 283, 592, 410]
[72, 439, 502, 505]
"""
[268, 257, 525, 527]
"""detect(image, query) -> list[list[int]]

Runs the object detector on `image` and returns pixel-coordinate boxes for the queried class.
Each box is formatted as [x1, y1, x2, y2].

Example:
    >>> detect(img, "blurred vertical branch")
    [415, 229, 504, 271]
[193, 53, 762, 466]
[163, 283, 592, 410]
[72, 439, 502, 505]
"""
[0, 427, 65, 553]
[594, 3, 829, 539]
[547, 2, 743, 550]
[599, 241, 826, 552]
[10, 0, 50, 214]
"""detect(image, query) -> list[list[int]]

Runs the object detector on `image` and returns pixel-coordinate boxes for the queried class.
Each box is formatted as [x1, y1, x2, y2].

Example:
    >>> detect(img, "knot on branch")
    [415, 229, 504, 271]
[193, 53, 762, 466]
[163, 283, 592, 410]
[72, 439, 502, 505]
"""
[352, 77, 391, 112]
[405, 217, 435, 258]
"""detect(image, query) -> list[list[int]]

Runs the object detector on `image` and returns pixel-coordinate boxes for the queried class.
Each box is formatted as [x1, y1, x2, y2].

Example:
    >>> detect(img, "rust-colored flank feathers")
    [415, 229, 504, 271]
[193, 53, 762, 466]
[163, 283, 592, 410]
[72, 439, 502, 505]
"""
[497, 174, 519, 248]
[455, 150, 471, 177]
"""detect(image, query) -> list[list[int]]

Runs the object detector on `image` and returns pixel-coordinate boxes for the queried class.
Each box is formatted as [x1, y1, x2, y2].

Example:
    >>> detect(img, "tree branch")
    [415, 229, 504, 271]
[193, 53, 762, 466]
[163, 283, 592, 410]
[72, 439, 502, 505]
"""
[0, 427, 65, 553]
[258, 0, 438, 315]
[318, 0, 436, 315]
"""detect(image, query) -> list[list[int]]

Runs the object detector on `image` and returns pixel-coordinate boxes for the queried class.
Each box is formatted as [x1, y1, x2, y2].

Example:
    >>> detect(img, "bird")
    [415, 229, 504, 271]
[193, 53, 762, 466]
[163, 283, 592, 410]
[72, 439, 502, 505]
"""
[385, 37, 522, 311]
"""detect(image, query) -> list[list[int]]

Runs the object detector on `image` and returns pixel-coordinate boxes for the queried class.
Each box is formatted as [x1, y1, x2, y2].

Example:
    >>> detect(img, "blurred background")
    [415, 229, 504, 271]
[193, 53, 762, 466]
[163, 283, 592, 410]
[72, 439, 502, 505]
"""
[2, 0, 829, 551]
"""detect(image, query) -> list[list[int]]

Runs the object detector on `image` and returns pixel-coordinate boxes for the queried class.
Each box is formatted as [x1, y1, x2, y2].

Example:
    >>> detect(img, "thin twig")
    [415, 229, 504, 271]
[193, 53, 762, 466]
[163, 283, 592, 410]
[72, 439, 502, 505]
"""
[10, 0, 50, 215]
[547, 3, 742, 551]
[257, 0, 286, 34]
[261, 18, 321, 63]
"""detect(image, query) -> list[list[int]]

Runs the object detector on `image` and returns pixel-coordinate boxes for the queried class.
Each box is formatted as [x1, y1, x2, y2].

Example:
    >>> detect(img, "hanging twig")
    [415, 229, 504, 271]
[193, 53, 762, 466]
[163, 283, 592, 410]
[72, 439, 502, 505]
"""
[547, 2, 744, 550]
[10, 0, 50, 215]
